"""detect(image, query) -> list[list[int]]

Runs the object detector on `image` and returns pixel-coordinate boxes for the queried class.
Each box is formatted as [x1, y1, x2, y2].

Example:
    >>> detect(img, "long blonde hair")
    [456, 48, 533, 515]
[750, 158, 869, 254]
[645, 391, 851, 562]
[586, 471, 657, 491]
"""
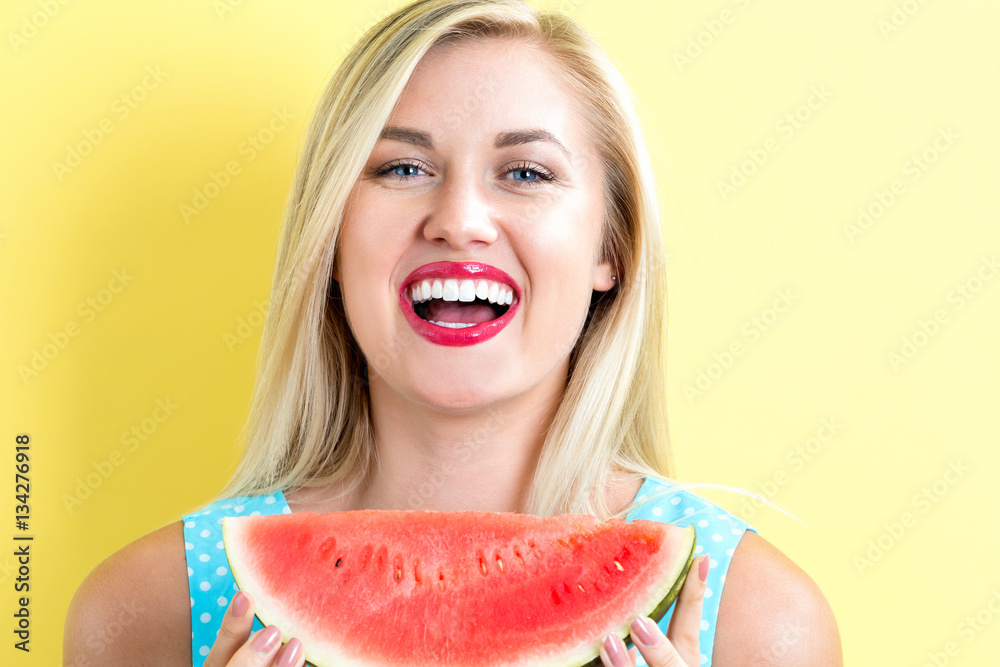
[215, 0, 675, 520]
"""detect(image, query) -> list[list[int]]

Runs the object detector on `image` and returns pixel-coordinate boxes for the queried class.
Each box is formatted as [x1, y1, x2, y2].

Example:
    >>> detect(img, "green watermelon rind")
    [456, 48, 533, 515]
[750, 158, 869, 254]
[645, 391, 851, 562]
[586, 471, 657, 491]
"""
[223, 516, 696, 667]
[578, 523, 697, 666]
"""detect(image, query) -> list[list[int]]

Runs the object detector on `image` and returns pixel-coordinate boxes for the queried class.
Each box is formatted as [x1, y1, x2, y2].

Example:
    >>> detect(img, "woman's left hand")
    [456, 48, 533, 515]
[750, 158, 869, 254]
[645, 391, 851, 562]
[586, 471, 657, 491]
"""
[600, 554, 710, 667]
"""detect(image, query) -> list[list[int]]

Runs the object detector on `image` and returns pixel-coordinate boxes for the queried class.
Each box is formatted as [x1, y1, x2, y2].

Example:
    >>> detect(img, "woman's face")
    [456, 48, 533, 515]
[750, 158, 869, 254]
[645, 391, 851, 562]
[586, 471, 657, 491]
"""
[336, 36, 615, 411]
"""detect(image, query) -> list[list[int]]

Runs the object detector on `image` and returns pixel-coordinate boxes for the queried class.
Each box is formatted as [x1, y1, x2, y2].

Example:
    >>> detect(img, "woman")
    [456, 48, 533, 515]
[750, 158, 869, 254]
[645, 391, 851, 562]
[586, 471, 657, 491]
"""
[64, 1, 842, 665]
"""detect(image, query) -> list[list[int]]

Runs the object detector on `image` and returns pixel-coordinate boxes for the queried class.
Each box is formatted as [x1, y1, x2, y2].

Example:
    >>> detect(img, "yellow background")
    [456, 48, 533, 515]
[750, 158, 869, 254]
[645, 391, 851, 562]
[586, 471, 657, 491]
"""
[2, 0, 998, 664]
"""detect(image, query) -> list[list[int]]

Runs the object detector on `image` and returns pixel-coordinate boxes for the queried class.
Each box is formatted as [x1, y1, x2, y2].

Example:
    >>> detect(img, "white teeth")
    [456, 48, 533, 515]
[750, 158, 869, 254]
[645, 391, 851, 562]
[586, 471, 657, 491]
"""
[428, 320, 478, 328]
[458, 279, 476, 302]
[409, 277, 517, 305]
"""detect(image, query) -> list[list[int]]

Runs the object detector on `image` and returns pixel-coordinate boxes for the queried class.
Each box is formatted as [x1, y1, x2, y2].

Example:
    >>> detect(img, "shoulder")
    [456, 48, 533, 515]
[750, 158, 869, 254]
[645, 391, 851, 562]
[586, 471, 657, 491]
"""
[712, 531, 843, 666]
[64, 520, 192, 667]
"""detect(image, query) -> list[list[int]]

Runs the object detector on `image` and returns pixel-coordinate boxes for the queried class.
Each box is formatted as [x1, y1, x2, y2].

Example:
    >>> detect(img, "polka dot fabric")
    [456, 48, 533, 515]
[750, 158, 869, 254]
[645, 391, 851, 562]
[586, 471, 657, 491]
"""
[182, 478, 755, 667]
[625, 477, 757, 667]
[182, 492, 288, 665]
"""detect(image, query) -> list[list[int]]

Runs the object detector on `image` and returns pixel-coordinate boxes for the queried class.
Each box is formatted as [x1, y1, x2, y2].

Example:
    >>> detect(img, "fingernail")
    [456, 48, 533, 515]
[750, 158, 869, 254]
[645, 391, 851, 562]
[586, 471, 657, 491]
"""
[630, 616, 659, 647]
[275, 638, 303, 667]
[601, 634, 628, 667]
[698, 555, 710, 583]
[230, 591, 249, 618]
[252, 625, 280, 654]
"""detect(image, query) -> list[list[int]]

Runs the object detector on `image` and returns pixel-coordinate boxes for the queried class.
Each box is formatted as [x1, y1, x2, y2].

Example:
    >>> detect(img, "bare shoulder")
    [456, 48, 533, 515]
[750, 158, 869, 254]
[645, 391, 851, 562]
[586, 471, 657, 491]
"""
[64, 520, 192, 667]
[712, 531, 843, 666]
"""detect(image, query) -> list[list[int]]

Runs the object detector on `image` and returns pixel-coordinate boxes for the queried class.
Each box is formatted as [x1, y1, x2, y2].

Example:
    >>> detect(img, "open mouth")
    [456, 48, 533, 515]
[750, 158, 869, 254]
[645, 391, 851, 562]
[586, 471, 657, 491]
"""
[408, 278, 514, 329]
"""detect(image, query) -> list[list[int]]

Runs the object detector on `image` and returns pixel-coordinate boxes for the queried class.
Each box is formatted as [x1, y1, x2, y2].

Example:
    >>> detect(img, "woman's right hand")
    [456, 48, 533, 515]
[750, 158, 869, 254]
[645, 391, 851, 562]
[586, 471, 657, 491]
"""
[204, 591, 306, 667]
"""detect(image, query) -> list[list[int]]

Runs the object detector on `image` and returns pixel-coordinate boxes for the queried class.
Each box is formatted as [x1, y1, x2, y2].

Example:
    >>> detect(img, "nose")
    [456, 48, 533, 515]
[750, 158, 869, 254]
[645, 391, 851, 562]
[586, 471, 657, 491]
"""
[422, 171, 499, 249]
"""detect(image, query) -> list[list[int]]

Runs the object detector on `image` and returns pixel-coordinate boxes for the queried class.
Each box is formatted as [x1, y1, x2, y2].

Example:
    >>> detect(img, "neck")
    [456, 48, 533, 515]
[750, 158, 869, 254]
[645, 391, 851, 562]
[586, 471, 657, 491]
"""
[354, 364, 564, 513]
[283, 361, 644, 516]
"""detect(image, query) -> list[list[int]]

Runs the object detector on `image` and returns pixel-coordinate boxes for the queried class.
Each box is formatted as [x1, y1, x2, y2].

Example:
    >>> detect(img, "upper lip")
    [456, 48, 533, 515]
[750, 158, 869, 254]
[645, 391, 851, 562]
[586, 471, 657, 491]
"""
[401, 261, 521, 298]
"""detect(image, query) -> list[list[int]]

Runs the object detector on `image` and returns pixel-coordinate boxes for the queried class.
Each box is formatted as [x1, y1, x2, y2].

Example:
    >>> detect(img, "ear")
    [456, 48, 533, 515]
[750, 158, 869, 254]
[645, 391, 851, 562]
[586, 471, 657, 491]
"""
[593, 260, 617, 292]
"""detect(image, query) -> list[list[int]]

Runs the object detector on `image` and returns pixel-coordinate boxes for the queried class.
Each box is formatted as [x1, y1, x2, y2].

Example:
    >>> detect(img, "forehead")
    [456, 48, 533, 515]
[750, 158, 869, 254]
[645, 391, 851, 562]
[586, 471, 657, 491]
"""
[385, 36, 593, 157]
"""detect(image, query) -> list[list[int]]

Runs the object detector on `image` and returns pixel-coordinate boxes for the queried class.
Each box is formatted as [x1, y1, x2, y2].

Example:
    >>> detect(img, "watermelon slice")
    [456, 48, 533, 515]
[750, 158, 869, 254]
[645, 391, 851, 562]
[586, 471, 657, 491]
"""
[222, 510, 696, 667]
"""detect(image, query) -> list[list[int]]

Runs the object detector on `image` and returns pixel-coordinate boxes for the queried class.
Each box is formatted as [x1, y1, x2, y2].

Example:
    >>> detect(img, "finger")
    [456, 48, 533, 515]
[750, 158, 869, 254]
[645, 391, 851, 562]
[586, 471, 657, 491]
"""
[272, 638, 305, 667]
[599, 633, 635, 667]
[664, 554, 710, 664]
[225, 624, 284, 666]
[204, 591, 256, 667]
[630, 616, 686, 666]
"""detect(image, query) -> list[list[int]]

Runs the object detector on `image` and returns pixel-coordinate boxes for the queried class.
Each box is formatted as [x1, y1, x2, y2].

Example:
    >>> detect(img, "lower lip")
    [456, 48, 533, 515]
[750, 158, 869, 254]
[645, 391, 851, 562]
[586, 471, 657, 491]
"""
[398, 289, 519, 347]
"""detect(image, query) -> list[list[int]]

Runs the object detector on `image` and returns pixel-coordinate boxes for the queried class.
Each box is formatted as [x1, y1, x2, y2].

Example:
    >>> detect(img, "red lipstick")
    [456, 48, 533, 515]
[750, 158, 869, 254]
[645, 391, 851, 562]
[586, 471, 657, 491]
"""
[399, 261, 521, 347]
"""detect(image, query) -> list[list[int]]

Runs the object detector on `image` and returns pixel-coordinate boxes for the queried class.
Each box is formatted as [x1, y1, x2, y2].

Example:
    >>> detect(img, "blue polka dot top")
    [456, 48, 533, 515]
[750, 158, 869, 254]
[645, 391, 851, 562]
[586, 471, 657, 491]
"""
[182, 476, 756, 666]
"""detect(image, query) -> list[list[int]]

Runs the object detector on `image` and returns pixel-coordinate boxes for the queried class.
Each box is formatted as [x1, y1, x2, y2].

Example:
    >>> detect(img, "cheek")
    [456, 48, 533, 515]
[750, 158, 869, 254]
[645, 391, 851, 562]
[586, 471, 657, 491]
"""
[337, 223, 401, 355]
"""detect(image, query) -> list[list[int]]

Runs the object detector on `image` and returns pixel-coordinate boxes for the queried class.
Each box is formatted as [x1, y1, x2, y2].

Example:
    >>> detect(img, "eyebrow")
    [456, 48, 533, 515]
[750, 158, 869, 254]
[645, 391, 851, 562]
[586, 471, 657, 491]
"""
[378, 126, 573, 160]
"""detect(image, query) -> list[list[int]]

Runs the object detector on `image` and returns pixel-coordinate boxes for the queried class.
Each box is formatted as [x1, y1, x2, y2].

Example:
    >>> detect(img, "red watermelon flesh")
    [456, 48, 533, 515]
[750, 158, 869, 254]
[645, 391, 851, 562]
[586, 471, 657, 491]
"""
[222, 510, 696, 667]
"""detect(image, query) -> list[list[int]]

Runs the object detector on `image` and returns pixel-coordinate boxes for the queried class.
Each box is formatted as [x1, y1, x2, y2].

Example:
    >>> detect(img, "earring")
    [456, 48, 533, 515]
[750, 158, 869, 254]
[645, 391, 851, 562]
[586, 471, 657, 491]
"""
[611, 275, 617, 282]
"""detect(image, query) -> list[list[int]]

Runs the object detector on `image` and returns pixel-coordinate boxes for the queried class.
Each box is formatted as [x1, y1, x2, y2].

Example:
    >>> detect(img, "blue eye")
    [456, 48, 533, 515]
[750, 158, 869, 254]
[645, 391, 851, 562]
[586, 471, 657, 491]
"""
[504, 162, 555, 186]
[375, 162, 426, 178]
[372, 160, 555, 187]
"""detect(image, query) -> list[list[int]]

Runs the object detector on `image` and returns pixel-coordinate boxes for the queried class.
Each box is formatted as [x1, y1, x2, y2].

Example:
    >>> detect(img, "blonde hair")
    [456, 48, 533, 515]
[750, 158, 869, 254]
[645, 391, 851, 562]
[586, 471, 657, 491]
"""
[215, 0, 677, 520]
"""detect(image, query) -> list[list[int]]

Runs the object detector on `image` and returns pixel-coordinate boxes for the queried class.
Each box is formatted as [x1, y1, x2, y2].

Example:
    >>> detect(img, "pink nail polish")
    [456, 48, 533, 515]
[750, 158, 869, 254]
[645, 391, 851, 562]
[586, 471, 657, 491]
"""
[698, 555, 710, 582]
[275, 638, 303, 667]
[252, 625, 280, 654]
[230, 591, 249, 618]
[602, 634, 628, 667]
[630, 616, 659, 646]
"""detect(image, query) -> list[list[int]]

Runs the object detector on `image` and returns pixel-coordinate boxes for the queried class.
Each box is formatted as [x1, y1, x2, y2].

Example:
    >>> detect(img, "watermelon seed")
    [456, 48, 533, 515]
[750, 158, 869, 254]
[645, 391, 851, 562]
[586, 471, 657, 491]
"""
[578, 584, 585, 592]
[395, 568, 402, 580]
[614, 560, 624, 571]
[335, 558, 342, 567]
[495, 555, 505, 573]
[479, 557, 488, 575]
